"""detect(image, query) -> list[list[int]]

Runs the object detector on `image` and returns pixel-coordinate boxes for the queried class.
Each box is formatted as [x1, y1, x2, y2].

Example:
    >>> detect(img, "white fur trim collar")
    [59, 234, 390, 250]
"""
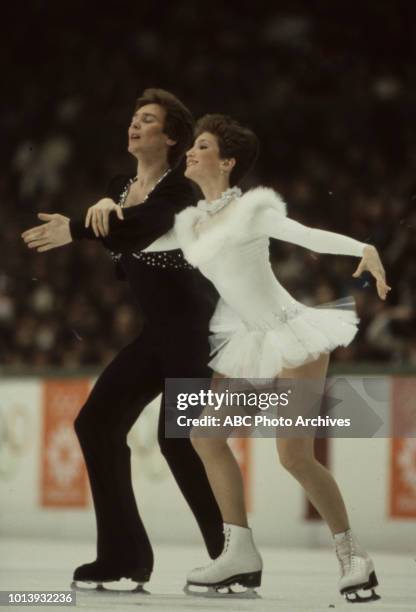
[174, 186, 287, 267]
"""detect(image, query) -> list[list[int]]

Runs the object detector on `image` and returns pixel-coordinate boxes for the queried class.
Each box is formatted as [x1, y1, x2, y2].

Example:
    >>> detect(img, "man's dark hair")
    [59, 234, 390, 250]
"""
[194, 114, 259, 185]
[135, 88, 194, 168]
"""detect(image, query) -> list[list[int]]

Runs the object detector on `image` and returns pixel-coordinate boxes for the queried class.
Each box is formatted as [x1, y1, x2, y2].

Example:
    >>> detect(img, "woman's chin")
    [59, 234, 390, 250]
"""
[185, 167, 196, 180]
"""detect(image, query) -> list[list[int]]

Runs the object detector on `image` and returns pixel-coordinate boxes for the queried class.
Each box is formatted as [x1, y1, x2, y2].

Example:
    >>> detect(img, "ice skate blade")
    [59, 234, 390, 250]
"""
[70, 580, 150, 595]
[342, 571, 381, 603]
[184, 583, 260, 599]
[344, 589, 380, 604]
[184, 568, 261, 598]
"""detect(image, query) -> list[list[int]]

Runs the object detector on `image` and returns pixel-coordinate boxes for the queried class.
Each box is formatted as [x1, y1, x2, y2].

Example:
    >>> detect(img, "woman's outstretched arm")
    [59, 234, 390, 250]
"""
[256, 208, 391, 300]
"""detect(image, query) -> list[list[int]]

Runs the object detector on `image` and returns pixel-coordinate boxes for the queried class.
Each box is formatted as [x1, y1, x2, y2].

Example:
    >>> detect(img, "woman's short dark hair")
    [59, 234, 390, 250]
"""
[135, 88, 194, 168]
[195, 114, 259, 185]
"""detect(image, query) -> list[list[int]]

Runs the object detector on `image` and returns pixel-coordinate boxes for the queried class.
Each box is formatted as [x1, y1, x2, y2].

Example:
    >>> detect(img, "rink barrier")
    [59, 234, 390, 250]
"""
[0, 373, 415, 552]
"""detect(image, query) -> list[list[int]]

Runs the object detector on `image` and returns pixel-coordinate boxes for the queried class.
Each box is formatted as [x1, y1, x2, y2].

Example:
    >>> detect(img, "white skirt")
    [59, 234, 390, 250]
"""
[208, 297, 359, 378]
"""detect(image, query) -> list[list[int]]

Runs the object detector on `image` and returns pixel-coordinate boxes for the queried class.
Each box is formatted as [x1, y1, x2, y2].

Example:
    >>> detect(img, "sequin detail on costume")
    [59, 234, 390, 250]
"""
[111, 171, 172, 262]
[132, 250, 194, 270]
[197, 186, 242, 215]
[119, 170, 171, 208]
[245, 303, 304, 331]
[119, 177, 136, 206]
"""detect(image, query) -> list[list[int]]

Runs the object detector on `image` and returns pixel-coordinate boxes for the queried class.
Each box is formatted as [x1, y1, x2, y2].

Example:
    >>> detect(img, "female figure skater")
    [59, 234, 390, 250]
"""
[152, 114, 389, 601]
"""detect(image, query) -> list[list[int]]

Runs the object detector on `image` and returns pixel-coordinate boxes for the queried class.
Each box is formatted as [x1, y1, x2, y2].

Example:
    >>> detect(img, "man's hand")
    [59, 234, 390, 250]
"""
[85, 198, 124, 237]
[353, 245, 391, 300]
[22, 213, 72, 252]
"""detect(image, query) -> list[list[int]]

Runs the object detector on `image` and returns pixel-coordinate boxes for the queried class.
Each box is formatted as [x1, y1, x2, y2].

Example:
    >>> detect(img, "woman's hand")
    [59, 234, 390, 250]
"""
[85, 198, 124, 237]
[352, 245, 391, 300]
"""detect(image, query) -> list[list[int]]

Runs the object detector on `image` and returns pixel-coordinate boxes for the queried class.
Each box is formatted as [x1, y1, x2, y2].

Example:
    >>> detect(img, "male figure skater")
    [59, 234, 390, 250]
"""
[22, 89, 223, 589]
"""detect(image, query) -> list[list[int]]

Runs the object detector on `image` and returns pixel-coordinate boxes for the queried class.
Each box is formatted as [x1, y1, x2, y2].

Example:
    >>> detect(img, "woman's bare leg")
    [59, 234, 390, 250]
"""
[191, 434, 248, 527]
[190, 373, 248, 527]
[276, 353, 350, 535]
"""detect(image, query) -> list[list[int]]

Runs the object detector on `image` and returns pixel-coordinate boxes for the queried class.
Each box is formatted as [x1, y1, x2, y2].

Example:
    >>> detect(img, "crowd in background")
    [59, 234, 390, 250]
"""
[2, 2, 415, 369]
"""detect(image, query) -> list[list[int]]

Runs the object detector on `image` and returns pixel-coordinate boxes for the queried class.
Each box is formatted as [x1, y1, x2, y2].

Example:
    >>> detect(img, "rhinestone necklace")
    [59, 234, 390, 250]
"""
[197, 186, 242, 215]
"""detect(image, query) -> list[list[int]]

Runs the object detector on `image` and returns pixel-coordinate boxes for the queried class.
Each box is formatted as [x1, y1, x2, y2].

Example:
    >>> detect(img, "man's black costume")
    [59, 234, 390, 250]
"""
[70, 164, 223, 582]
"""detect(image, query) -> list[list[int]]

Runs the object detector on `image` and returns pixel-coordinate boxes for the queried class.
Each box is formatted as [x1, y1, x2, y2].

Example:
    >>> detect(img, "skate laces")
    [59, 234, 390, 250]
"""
[192, 526, 231, 574]
[210, 525, 231, 562]
[335, 531, 358, 575]
[222, 525, 232, 553]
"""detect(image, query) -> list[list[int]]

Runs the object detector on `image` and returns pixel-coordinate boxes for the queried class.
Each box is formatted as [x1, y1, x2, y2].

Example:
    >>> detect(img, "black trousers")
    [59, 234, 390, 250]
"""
[74, 324, 224, 576]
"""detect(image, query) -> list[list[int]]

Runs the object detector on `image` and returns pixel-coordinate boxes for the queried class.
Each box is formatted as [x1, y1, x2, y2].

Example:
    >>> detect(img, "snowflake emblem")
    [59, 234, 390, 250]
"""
[46, 424, 82, 487]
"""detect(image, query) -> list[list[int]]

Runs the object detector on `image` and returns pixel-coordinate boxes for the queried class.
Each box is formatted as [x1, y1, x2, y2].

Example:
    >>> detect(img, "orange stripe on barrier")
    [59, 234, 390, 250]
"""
[390, 377, 416, 518]
[41, 379, 90, 508]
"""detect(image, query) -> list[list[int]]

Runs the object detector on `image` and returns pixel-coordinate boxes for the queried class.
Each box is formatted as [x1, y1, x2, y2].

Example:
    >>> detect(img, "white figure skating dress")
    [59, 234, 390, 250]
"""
[144, 187, 367, 378]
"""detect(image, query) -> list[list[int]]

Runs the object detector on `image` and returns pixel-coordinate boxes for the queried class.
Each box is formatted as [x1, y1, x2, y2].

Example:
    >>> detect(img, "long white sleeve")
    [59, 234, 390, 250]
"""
[256, 208, 367, 257]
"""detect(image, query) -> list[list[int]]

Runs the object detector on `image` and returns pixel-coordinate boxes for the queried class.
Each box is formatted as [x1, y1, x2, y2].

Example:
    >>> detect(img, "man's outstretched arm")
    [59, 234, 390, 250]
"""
[22, 213, 72, 252]
[21, 179, 195, 254]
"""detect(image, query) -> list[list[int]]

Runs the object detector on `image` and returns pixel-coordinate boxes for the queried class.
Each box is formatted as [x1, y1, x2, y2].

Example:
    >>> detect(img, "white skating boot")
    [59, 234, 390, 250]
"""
[334, 529, 380, 603]
[184, 523, 262, 598]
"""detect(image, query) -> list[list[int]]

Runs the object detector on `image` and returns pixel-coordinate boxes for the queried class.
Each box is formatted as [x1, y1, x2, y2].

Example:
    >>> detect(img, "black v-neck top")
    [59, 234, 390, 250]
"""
[69, 164, 218, 333]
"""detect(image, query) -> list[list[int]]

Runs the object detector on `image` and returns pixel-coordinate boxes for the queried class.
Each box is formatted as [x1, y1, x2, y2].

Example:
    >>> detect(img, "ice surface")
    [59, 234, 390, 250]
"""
[1, 537, 414, 611]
